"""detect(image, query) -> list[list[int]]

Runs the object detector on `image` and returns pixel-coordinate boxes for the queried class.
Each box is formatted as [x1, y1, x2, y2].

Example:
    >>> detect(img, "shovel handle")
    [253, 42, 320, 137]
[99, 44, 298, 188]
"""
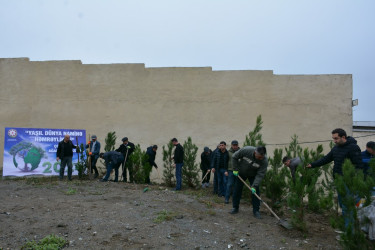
[237, 175, 281, 221]
[202, 169, 210, 183]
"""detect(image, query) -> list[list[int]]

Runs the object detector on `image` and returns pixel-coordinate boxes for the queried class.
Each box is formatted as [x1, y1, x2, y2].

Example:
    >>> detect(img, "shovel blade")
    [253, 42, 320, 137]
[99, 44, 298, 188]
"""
[279, 219, 293, 230]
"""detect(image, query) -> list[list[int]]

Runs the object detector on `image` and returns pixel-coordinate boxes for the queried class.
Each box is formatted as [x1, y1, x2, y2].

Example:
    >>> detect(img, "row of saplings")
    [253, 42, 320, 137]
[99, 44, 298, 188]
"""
[75, 115, 374, 250]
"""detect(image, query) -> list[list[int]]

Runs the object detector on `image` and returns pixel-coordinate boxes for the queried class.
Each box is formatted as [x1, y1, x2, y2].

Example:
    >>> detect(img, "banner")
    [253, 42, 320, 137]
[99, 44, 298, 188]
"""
[3, 127, 86, 177]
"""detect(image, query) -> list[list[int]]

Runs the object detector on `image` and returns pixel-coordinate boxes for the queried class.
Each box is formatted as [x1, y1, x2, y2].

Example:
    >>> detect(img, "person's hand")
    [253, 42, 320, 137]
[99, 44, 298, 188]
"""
[211, 168, 215, 173]
[56, 157, 60, 161]
[224, 171, 229, 176]
[251, 187, 256, 194]
[306, 164, 312, 168]
[233, 171, 238, 176]
[88, 141, 91, 144]
[207, 169, 210, 173]
[172, 164, 176, 167]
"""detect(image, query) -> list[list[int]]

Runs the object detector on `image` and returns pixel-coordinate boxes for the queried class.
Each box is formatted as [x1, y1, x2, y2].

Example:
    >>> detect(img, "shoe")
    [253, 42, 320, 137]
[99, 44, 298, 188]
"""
[336, 235, 341, 241]
[205, 183, 210, 188]
[94, 173, 99, 179]
[254, 211, 261, 219]
[202, 184, 205, 188]
[174, 188, 181, 191]
[229, 208, 239, 214]
[225, 200, 229, 204]
[99, 179, 107, 182]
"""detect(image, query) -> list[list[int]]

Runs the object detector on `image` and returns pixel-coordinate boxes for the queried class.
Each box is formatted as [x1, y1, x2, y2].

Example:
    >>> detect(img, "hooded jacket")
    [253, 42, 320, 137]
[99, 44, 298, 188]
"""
[146, 146, 158, 168]
[232, 146, 268, 187]
[310, 136, 363, 176]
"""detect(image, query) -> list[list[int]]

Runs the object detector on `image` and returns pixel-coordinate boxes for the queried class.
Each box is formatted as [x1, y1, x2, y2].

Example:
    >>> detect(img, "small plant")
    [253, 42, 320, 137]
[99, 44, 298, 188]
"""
[153, 210, 176, 223]
[182, 137, 200, 188]
[243, 115, 265, 147]
[65, 187, 77, 195]
[162, 141, 175, 187]
[75, 143, 87, 179]
[104, 131, 117, 152]
[129, 144, 151, 184]
[21, 234, 67, 249]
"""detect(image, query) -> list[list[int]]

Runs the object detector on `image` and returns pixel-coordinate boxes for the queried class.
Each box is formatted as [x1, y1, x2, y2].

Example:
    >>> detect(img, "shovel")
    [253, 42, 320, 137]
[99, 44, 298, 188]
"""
[201, 170, 210, 183]
[237, 175, 292, 229]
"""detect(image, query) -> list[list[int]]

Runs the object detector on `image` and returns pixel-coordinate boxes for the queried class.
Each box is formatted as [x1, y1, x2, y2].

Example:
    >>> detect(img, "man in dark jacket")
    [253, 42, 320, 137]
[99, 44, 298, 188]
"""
[211, 141, 229, 197]
[225, 140, 240, 204]
[362, 141, 375, 175]
[230, 146, 268, 219]
[307, 128, 363, 229]
[172, 138, 184, 191]
[200, 147, 212, 188]
[56, 134, 80, 181]
[116, 137, 135, 182]
[145, 145, 158, 184]
[211, 144, 220, 194]
[99, 151, 124, 182]
[85, 135, 101, 178]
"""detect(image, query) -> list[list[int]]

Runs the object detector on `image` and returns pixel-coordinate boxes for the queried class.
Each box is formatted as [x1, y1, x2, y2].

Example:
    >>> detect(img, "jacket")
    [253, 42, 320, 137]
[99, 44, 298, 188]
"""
[174, 143, 184, 164]
[361, 150, 374, 174]
[212, 149, 229, 170]
[310, 136, 363, 176]
[232, 146, 268, 187]
[116, 142, 135, 157]
[228, 147, 240, 171]
[86, 140, 101, 159]
[102, 151, 124, 165]
[289, 157, 302, 180]
[146, 146, 158, 168]
[200, 151, 211, 171]
[56, 140, 78, 159]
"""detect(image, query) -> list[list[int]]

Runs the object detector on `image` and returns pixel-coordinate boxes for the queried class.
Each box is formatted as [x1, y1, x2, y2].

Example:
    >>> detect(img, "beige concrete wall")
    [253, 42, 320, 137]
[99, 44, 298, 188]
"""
[0, 58, 354, 179]
[353, 132, 375, 151]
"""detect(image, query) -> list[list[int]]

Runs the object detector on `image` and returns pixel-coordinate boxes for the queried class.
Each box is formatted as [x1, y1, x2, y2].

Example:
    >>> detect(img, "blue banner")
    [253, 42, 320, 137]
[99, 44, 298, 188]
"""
[3, 127, 86, 177]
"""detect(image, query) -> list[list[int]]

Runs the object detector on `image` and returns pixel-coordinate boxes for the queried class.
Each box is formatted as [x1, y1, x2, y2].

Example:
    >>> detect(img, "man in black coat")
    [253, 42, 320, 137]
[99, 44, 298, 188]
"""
[56, 134, 80, 181]
[172, 138, 184, 191]
[307, 128, 363, 229]
[145, 145, 158, 184]
[116, 137, 135, 182]
[200, 147, 212, 188]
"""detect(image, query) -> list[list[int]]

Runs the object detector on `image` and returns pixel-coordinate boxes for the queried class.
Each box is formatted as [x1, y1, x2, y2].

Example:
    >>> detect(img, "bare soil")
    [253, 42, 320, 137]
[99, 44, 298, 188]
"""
[0, 178, 341, 249]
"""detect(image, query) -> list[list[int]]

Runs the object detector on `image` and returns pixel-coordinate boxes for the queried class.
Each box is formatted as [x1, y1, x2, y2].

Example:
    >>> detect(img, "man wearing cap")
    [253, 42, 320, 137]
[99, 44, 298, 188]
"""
[116, 137, 135, 182]
[56, 134, 80, 181]
[200, 147, 212, 188]
[225, 140, 240, 204]
[230, 146, 268, 219]
[85, 135, 101, 178]
[282, 156, 302, 182]
[171, 138, 184, 191]
[362, 141, 375, 176]
[145, 145, 158, 184]
[211, 141, 229, 197]
[99, 151, 124, 182]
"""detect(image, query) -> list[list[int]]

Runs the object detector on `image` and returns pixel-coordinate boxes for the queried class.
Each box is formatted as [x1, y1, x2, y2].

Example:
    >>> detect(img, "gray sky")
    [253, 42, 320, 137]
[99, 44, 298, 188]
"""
[1, 0, 374, 121]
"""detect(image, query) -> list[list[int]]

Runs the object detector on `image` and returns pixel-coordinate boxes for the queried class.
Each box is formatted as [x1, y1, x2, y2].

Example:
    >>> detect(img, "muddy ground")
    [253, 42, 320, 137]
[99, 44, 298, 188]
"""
[0, 177, 341, 249]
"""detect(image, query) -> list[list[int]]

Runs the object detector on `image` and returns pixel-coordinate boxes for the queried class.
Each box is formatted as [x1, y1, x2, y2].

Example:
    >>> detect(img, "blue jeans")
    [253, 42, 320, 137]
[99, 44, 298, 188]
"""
[103, 162, 119, 181]
[225, 170, 237, 201]
[218, 168, 228, 196]
[60, 156, 73, 180]
[175, 163, 183, 190]
[232, 175, 260, 214]
[337, 186, 356, 230]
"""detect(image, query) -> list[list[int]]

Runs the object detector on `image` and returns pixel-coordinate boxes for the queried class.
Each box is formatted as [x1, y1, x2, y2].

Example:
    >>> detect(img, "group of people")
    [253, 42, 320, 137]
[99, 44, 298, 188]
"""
[56, 128, 375, 225]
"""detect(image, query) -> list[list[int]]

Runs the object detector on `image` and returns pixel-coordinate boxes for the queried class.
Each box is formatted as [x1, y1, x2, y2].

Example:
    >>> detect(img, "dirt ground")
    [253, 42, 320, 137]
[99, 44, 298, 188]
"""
[0, 178, 341, 249]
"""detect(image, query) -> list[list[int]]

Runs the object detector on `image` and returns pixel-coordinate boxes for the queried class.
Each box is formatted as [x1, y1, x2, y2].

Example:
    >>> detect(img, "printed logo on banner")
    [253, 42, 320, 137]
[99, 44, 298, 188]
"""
[7, 129, 17, 138]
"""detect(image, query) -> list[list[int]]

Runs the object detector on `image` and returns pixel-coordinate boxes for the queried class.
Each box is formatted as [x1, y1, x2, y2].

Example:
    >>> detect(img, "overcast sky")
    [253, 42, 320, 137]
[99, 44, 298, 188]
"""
[1, 0, 374, 121]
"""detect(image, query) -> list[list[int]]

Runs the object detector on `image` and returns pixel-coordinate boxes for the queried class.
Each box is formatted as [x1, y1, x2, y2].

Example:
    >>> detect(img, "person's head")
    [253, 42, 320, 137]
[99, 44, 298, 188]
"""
[171, 138, 178, 146]
[219, 141, 227, 152]
[231, 140, 239, 151]
[204, 147, 210, 154]
[152, 145, 158, 152]
[331, 128, 347, 146]
[122, 137, 128, 144]
[91, 135, 97, 141]
[282, 156, 291, 167]
[366, 141, 375, 155]
[254, 146, 267, 160]
[64, 134, 70, 142]
[99, 152, 104, 158]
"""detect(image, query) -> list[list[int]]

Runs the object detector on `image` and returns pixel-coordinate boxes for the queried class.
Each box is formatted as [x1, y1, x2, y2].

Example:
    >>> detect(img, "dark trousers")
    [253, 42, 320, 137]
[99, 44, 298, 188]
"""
[60, 156, 73, 180]
[232, 175, 260, 214]
[213, 170, 218, 194]
[175, 163, 183, 190]
[225, 170, 237, 202]
[103, 162, 120, 181]
[90, 156, 99, 175]
[218, 168, 228, 196]
[122, 159, 133, 182]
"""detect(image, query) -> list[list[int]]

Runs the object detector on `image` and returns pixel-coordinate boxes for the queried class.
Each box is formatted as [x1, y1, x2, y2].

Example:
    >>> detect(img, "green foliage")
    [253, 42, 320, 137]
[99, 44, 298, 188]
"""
[284, 135, 302, 158]
[21, 234, 67, 250]
[104, 131, 117, 152]
[129, 144, 151, 184]
[65, 187, 77, 195]
[243, 115, 265, 147]
[264, 148, 289, 212]
[75, 144, 88, 179]
[162, 141, 175, 187]
[334, 160, 374, 249]
[182, 137, 200, 188]
[153, 209, 176, 223]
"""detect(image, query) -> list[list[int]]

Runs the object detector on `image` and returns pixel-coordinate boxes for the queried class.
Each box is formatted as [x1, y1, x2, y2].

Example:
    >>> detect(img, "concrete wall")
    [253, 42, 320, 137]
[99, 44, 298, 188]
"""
[0, 58, 354, 179]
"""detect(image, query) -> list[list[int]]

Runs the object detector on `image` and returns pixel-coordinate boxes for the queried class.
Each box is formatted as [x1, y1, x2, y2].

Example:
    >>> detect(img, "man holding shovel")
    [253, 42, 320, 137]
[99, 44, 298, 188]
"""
[230, 146, 268, 219]
[116, 137, 135, 182]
